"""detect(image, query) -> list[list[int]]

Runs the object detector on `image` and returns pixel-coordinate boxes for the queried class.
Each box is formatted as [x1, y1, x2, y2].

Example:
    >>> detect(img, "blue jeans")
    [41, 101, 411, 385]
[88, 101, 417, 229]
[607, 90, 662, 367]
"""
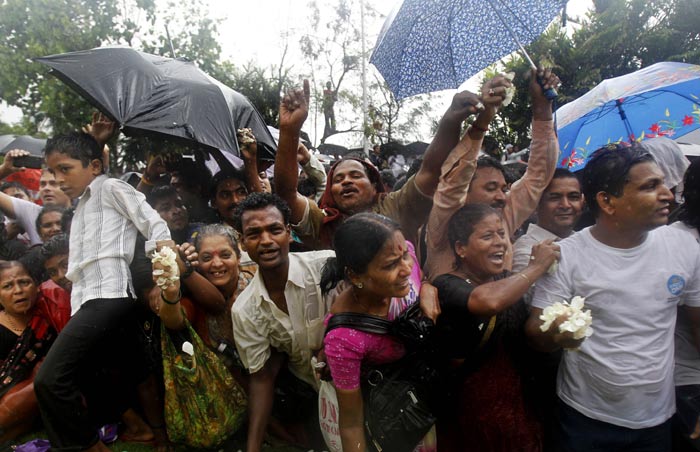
[558, 398, 672, 452]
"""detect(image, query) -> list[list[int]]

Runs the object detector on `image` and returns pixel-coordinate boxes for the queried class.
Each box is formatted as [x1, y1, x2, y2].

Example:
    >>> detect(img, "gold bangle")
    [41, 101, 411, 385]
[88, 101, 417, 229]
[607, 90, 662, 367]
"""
[518, 272, 532, 285]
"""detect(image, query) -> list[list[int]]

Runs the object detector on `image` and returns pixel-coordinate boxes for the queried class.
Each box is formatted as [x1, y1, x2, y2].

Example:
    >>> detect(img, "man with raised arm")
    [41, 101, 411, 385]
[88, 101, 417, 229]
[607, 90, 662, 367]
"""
[274, 80, 499, 250]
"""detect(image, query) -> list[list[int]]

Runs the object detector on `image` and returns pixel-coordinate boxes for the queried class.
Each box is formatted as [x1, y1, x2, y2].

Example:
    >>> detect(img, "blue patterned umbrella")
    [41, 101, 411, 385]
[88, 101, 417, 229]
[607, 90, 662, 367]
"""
[557, 62, 700, 171]
[370, 0, 566, 99]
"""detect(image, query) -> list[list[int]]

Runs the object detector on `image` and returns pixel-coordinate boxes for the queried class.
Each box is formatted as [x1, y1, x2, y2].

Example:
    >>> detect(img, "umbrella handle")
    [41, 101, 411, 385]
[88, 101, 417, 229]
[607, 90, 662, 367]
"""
[537, 77, 558, 101]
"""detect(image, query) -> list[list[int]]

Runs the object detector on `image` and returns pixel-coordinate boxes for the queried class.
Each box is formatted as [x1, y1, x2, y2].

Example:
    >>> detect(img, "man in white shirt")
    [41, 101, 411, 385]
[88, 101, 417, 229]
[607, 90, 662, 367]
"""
[231, 192, 334, 452]
[512, 168, 584, 272]
[0, 153, 71, 245]
[525, 144, 700, 451]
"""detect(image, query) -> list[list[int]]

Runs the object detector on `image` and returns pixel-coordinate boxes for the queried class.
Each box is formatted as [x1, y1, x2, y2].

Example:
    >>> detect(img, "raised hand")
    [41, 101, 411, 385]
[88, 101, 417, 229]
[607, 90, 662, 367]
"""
[0, 149, 31, 174]
[296, 142, 311, 165]
[529, 68, 560, 120]
[237, 128, 258, 162]
[481, 74, 513, 110]
[445, 90, 484, 124]
[279, 79, 311, 132]
[527, 239, 561, 273]
[84, 111, 117, 145]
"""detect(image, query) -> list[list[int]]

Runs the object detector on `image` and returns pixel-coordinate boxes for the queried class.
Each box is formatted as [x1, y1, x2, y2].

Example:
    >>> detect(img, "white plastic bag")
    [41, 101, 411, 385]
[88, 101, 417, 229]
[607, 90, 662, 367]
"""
[318, 380, 343, 452]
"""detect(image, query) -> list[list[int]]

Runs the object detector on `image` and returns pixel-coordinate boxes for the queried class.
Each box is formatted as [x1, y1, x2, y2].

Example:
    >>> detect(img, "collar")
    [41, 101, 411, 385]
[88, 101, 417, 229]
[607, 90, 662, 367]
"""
[287, 254, 305, 289]
[77, 174, 108, 201]
[251, 253, 305, 303]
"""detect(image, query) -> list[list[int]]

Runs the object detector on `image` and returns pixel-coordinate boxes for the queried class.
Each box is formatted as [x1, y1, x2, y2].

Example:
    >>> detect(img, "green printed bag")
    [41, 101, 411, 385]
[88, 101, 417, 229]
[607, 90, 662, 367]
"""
[161, 320, 247, 448]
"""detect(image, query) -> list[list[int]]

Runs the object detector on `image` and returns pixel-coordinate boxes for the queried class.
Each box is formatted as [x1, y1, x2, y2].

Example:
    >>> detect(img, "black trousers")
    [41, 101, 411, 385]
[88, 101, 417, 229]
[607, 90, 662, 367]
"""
[34, 297, 146, 451]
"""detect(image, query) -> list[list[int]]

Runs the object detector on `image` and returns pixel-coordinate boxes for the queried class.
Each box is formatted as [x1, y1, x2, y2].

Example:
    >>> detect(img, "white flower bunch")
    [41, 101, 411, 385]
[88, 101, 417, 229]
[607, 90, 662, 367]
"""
[151, 247, 180, 289]
[502, 72, 516, 107]
[539, 296, 593, 340]
[237, 128, 256, 145]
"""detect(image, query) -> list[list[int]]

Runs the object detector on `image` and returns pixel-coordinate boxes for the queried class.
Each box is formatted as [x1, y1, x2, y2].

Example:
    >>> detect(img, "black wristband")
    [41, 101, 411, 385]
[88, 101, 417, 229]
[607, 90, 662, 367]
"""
[161, 290, 182, 305]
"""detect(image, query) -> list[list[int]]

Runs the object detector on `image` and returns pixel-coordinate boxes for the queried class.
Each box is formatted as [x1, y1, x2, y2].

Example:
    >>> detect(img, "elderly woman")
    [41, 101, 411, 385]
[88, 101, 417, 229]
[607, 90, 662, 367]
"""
[0, 260, 70, 445]
[433, 204, 559, 452]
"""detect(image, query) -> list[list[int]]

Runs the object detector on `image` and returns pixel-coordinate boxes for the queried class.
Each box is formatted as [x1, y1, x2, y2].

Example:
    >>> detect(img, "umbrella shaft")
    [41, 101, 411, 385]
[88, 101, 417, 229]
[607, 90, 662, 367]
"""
[487, 0, 537, 70]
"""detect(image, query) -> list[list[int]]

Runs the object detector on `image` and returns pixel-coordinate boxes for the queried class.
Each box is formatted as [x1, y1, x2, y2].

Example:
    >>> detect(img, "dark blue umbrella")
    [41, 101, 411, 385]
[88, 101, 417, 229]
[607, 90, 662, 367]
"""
[371, 0, 566, 99]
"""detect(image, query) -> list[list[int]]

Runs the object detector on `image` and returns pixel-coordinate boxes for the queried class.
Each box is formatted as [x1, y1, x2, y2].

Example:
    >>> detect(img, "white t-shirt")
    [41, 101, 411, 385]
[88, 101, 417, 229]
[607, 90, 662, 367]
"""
[669, 221, 700, 387]
[532, 226, 700, 429]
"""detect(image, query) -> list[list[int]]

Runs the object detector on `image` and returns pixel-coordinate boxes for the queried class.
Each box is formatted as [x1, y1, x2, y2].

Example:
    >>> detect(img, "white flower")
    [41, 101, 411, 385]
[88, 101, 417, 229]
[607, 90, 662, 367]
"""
[151, 247, 180, 289]
[539, 296, 593, 341]
[237, 128, 256, 145]
[502, 72, 516, 107]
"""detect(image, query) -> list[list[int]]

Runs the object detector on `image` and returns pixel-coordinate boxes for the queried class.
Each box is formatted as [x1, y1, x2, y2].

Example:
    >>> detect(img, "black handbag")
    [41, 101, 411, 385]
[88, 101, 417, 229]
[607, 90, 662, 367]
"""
[325, 302, 438, 452]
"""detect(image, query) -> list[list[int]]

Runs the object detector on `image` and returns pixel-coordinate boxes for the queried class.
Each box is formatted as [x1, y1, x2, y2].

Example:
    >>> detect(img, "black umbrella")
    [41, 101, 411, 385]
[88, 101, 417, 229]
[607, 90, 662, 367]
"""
[317, 143, 349, 157]
[35, 47, 276, 161]
[0, 135, 47, 156]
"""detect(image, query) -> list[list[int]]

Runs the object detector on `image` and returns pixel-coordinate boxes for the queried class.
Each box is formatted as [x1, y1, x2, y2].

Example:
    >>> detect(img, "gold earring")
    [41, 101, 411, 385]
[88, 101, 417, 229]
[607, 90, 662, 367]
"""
[356, 282, 364, 289]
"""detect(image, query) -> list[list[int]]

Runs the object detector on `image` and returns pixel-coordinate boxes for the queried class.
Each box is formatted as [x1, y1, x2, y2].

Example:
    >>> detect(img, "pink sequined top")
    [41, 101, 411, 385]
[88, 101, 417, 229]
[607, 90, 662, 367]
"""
[324, 241, 421, 390]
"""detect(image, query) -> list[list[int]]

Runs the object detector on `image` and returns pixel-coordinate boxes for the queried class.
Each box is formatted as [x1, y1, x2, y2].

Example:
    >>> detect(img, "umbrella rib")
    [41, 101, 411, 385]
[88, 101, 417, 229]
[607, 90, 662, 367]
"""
[493, 0, 537, 41]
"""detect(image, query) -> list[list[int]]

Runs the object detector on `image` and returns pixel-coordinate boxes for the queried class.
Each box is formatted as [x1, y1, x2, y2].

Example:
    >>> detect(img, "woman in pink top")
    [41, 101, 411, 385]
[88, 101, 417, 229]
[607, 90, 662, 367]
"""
[320, 213, 437, 452]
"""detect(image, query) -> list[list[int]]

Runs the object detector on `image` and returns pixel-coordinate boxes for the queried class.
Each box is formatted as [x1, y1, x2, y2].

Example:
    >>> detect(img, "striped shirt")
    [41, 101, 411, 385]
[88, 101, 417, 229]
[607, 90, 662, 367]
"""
[67, 174, 170, 314]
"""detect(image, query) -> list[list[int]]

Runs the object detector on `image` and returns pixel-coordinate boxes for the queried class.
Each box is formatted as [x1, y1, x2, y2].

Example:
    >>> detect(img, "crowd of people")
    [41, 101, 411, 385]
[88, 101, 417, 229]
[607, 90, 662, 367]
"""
[0, 66, 699, 452]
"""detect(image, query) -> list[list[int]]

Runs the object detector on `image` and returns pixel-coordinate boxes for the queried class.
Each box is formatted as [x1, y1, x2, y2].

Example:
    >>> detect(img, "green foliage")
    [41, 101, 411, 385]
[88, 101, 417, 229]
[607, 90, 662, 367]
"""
[0, 0, 141, 134]
[217, 62, 294, 128]
[483, 0, 700, 146]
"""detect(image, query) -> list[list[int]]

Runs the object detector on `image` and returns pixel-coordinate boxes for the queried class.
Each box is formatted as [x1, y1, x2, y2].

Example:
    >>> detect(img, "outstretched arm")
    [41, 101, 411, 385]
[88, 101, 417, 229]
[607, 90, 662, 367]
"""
[274, 81, 312, 224]
[238, 128, 263, 194]
[503, 68, 560, 233]
[245, 351, 285, 452]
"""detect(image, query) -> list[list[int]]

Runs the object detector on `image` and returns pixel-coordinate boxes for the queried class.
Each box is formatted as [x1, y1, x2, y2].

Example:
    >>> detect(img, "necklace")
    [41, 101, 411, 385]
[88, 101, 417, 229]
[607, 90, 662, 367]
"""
[454, 267, 483, 286]
[1, 311, 26, 334]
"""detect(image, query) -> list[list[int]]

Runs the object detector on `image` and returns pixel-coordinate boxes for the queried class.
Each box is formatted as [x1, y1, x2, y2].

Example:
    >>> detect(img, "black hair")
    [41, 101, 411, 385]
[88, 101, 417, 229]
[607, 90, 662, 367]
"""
[61, 208, 74, 234]
[36, 205, 66, 235]
[173, 159, 213, 199]
[551, 167, 580, 182]
[147, 185, 180, 208]
[193, 223, 240, 257]
[232, 192, 292, 234]
[43, 132, 103, 171]
[320, 212, 401, 295]
[41, 233, 69, 260]
[581, 143, 654, 218]
[210, 168, 249, 200]
[476, 155, 505, 174]
[678, 158, 700, 231]
[380, 169, 397, 190]
[447, 204, 502, 268]
[297, 178, 317, 198]
[0, 182, 29, 197]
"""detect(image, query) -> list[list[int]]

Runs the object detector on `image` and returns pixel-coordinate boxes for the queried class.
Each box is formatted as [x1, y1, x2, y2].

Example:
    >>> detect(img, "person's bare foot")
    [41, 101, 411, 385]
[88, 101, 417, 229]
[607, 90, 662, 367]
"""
[151, 425, 175, 452]
[120, 408, 155, 442]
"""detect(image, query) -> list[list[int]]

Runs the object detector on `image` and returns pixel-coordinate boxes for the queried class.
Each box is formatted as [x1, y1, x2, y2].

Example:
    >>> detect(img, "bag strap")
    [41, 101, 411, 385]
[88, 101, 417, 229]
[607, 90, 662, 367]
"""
[477, 315, 497, 350]
[325, 312, 393, 336]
